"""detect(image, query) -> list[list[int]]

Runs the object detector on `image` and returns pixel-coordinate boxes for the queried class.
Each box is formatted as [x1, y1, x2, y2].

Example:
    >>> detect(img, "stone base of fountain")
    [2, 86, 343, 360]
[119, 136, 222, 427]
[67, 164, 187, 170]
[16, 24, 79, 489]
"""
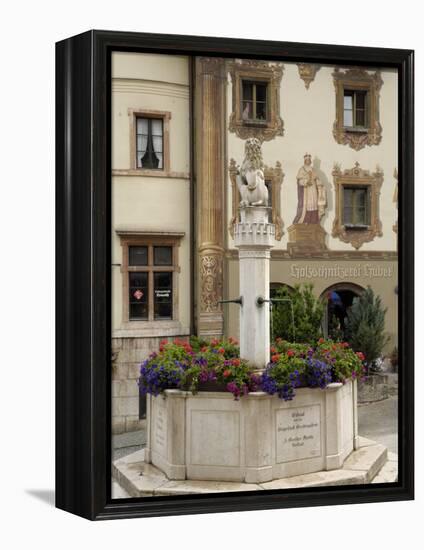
[144, 380, 359, 483]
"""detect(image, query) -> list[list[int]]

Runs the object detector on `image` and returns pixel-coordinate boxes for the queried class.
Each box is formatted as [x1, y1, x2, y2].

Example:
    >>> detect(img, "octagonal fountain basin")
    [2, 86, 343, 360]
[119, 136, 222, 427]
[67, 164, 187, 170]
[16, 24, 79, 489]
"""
[145, 380, 359, 484]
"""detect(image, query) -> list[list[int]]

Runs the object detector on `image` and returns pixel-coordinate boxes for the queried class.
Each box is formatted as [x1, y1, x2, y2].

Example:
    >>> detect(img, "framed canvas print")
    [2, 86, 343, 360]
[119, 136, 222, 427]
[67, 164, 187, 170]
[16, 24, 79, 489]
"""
[56, 30, 414, 520]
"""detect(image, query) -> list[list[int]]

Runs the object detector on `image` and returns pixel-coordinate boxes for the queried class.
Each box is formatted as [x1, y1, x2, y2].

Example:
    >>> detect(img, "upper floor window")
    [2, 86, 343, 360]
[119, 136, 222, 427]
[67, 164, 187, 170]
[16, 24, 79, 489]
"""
[229, 59, 284, 141]
[342, 186, 371, 227]
[136, 117, 164, 169]
[332, 162, 383, 249]
[241, 81, 268, 123]
[343, 90, 368, 129]
[127, 109, 171, 174]
[332, 68, 383, 151]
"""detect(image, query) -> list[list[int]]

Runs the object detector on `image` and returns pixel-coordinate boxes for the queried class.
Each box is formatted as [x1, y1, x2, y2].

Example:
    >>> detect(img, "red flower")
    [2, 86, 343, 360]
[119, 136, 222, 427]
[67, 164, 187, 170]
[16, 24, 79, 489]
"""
[218, 347, 225, 354]
[287, 350, 295, 357]
[356, 351, 365, 361]
[342, 342, 349, 348]
[318, 337, 325, 344]
[270, 346, 277, 354]
[271, 354, 280, 363]
[159, 339, 168, 351]
[223, 369, 231, 378]
[200, 346, 208, 352]
[232, 358, 240, 366]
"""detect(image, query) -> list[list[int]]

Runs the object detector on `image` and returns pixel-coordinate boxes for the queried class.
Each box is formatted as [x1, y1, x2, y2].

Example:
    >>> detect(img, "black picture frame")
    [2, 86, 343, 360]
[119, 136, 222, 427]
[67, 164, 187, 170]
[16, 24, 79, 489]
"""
[56, 30, 414, 521]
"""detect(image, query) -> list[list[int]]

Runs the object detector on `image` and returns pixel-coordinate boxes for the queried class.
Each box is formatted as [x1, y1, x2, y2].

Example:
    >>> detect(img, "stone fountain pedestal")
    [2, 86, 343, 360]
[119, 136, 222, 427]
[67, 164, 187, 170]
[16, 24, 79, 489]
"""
[234, 206, 275, 368]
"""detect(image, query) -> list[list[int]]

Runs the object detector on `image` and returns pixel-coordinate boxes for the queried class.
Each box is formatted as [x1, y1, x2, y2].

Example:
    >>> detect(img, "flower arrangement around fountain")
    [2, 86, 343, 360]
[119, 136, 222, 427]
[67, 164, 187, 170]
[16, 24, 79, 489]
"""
[138, 336, 366, 401]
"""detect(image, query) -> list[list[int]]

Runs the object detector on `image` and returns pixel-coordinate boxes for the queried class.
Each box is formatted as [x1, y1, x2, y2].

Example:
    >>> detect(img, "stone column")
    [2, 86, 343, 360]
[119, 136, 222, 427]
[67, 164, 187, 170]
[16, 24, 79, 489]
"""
[234, 207, 275, 368]
[195, 57, 227, 338]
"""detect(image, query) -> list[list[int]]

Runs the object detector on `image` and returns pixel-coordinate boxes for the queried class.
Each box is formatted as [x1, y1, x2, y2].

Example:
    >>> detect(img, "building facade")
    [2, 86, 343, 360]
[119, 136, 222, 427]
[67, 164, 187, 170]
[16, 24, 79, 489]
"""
[111, 53, 398, 434]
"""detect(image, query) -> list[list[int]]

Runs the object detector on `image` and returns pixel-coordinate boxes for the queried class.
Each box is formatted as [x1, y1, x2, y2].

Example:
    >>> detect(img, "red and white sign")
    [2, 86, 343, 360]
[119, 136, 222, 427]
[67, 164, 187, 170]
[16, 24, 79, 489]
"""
[133, 289, 144, 300]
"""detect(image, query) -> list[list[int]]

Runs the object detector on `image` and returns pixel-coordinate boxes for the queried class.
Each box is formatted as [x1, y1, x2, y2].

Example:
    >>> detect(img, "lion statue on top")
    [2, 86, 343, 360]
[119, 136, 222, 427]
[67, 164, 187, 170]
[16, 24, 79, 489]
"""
[236, 137, 269, 208]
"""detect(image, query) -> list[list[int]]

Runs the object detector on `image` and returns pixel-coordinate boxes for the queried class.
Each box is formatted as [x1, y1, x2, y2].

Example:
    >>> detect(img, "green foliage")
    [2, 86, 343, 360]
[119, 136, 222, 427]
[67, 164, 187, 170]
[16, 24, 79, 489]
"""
[345, 286, 389, 367]
[328, 314, 344, 342]
[271, 284, 324, 343]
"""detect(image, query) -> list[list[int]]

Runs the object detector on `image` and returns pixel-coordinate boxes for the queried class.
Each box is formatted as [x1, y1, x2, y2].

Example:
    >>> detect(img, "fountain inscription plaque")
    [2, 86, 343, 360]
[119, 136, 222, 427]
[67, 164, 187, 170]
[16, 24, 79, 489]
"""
[276, 404, 322, 463]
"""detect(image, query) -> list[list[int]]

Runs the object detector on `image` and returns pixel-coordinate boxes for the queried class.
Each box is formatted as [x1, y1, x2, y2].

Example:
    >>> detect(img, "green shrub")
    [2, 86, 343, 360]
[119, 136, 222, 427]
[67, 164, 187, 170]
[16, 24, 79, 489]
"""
[271, 283, 324, 343]
[345, 286, 389, 369]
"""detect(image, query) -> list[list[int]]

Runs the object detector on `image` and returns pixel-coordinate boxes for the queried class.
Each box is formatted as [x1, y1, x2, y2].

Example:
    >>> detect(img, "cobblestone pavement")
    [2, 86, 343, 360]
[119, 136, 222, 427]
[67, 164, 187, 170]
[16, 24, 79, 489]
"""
[358, 395, 398, 454]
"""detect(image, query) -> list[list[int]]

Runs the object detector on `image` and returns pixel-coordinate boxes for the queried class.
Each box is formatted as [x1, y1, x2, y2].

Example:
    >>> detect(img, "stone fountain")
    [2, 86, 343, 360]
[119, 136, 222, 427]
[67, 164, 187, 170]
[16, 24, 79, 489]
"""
[144, 139, 359, 484]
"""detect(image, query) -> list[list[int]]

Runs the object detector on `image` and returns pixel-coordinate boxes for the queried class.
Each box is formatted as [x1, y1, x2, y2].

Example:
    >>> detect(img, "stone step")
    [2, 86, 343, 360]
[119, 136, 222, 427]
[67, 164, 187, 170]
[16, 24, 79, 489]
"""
[111, 439, 397, 498]
[371, 451, 398, 484]
[343, 440, 388, 483]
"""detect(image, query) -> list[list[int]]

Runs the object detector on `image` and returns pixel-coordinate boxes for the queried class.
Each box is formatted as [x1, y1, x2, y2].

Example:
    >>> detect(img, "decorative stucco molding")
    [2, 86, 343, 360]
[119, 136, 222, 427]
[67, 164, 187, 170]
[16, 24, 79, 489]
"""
[228, 59, 284, 141]
[226, 249, 398, 260]
[199, 252, 224, 313]
[297, 63, 321, 89]
[393, 168, 398, 234]
[332, 162, 383, 250]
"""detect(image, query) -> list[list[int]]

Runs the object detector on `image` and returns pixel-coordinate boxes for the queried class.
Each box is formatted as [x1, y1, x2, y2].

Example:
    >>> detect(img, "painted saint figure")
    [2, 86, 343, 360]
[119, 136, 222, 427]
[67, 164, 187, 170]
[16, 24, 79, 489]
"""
[293, 153, 326, 224]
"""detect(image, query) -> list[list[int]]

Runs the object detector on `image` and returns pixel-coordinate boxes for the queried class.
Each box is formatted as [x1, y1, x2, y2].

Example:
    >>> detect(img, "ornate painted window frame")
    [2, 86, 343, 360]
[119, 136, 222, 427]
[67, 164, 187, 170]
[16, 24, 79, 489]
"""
[332, 162, 383, 249]
[228, 59, 284, 141]
[228, 158, 284, 240]
[332, 67, 383, 151]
